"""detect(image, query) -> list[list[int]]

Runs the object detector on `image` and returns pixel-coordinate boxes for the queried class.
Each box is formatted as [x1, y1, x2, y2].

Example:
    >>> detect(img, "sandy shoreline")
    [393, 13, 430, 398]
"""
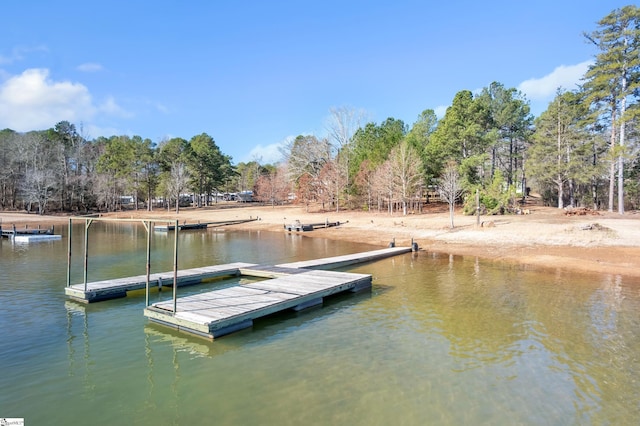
[3, 203, 640, 279]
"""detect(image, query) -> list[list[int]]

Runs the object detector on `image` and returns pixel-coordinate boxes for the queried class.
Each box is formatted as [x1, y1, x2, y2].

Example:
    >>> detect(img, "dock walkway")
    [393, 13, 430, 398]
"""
[66, 247, 411, 303]
[154, 218, 257, 232]
[65, 262, 256, 303]
[143, 246, 412, 339]
[64, 246, 414, 339]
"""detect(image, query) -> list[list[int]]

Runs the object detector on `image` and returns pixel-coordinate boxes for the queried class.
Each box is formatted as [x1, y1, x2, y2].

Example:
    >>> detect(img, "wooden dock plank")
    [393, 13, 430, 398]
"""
[65, 262, 257, 302]
[66, 247, 412, 303]
[277, 246, 412, 270]
[144, 268, 374, 339]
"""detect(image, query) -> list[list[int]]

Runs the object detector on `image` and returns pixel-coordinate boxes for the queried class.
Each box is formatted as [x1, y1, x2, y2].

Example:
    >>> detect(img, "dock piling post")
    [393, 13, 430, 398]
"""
[173, 219, 179, 314]
[145, 220, 152, 307]
[67, 219, 72, 287]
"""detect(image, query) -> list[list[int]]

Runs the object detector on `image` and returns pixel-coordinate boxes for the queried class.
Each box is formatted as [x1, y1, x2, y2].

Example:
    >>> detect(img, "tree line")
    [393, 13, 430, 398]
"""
[1, 6, 638, 216]
[272, 5, 640, 216]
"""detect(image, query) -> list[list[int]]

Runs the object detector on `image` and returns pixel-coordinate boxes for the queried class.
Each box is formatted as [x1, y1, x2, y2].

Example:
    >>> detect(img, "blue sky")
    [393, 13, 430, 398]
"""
[0, 1, 630, 164]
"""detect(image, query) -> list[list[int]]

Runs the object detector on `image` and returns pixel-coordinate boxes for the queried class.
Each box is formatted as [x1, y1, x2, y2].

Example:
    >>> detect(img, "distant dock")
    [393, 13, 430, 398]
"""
[1, 223, 61, 242]
[154, 218, 258, 232]
[284, 219, 344, 232]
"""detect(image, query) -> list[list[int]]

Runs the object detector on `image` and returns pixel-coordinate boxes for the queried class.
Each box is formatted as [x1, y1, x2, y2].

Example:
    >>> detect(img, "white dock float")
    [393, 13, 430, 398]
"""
[12, 234, 62, 243]
[143, 268, 372, 339]
[65, 262, 256, 303]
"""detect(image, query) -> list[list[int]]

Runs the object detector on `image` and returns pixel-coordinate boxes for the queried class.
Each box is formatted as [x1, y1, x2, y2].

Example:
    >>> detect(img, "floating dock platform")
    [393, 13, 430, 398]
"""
[1, 224, 61, 242]
[154, 218, 258, 232]
[284, 220, 344, 232]
[64, 245, 413, 338]
[65, 262, 256, 303]
[143, 246, 412, 339]
[13, 234, 62, 243]
[65, 247, 411, 303]
[144, 267, 372, 339]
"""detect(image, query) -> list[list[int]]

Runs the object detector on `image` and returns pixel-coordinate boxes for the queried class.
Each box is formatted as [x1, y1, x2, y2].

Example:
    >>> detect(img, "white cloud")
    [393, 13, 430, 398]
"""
[0, 68, 95, 131]
[77, 62, 103, 72]
[0, 68, 133, 133]
[518, 60, 592, 101]
[245, 141, 286, 164]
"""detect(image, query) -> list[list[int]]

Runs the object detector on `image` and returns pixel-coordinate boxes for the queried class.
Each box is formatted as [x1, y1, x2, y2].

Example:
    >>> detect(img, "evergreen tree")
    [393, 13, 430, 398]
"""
[583, 5, 640, 214]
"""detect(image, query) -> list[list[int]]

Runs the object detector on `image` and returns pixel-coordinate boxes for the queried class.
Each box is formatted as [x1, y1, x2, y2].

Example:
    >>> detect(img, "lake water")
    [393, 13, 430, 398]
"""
[1, 222, 640, 425]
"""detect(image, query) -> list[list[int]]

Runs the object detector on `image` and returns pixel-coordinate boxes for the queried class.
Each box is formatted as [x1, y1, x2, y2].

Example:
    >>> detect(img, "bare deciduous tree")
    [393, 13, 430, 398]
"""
[167, 162, 189, 214]
[371, 160, 395, 214]
[439, 160, 464, 228]
[255, 164, 290, 207]
[19, 132, 62, 214]
[325, 106, 368, 210]
[388, 141, 422, 215]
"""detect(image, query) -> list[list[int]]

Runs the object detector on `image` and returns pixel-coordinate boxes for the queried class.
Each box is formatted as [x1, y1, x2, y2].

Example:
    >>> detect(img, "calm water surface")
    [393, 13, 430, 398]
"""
[1, 222, 640, 425]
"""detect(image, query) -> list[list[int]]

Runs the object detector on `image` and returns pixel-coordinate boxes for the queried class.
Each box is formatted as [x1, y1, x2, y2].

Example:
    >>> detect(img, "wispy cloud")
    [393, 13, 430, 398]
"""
[99, 96, 134, 118]
[518, 60, 592, 101]
[77, 62, 104, 72]
[0, 45, 48, 65]
[245, 140, 286, 164]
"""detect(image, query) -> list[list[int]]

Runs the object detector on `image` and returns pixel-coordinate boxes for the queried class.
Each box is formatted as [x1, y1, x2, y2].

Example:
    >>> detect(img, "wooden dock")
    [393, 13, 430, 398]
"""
[277, 246, 412, 270]
[154, 218, 258, 232]
[65, 262, 257, 303]
[65, 246, 412, 303]
[143, 267, 372, 339]
[64, 245, 414, 338]
[284, 220, 344, 232]
[1, 224, 56, 239]
[143, 246, 413, 339]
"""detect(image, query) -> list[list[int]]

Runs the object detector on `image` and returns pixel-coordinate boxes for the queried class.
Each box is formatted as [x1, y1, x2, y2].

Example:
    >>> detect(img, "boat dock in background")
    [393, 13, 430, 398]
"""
[154, 218, 258, 231]
[284, 219, 346, 232]
[1, 223, 61, 242]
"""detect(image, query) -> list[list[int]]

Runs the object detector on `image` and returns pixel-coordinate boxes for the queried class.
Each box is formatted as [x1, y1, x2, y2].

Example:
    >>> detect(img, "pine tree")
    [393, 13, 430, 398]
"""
[583, 5, 640, 214]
